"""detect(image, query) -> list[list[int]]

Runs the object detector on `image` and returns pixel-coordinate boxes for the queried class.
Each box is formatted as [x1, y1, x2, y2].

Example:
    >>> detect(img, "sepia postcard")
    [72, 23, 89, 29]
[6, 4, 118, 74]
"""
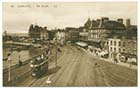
[2, 2, 137, 87]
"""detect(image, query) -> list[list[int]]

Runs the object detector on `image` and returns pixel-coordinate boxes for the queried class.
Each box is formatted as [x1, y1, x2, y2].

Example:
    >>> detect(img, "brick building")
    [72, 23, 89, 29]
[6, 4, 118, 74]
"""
[28, 24, 48, 40]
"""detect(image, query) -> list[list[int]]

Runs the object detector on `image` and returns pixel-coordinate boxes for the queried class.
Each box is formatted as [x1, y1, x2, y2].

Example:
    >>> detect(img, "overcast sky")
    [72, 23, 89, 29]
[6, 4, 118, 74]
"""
[3, 2, 137, 33]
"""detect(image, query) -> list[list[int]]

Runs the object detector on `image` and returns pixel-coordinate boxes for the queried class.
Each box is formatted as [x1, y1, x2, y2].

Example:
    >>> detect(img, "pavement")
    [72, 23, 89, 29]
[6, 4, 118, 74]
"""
[85, 48, 137, 70]
[15, 45, 137, 87]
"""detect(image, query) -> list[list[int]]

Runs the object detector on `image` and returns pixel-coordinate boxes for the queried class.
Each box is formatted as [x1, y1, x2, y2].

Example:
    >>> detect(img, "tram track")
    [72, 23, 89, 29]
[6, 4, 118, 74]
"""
[26, 46, 68, 86]
[17, 45, 68, 86]
[43, 46, 81, 86]
[29, 46, 77, 86]
[16, 45, 137, 87]
[52, 47, 83, 86]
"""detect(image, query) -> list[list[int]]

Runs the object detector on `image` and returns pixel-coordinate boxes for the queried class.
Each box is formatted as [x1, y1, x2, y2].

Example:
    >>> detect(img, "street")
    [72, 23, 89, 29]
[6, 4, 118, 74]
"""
[17, 45, 137, 87]
[2, 2, 138, 87]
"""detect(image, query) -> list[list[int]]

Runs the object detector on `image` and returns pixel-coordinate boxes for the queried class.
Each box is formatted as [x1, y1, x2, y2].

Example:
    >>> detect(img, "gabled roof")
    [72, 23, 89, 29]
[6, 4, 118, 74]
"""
[100, 21, 126, 30]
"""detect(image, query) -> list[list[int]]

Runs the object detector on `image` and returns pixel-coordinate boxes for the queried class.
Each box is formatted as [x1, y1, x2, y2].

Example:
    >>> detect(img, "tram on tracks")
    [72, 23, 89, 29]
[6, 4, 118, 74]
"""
[30, 54, 49, 78]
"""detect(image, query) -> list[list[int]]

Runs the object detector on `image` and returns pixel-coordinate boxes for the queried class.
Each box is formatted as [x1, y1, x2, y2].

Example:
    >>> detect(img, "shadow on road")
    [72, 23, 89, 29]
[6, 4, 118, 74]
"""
[47, 66, 61, 75]
[39, 66, 61, 78]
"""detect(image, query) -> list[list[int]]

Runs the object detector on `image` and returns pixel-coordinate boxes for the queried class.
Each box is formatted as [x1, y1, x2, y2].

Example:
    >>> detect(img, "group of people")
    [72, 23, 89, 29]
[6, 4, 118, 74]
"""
[31, 45, 51, 65]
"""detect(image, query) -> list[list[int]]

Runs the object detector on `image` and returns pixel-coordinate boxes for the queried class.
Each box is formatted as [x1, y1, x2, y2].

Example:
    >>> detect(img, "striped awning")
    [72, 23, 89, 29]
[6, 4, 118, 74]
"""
[76, 42, 88, 47]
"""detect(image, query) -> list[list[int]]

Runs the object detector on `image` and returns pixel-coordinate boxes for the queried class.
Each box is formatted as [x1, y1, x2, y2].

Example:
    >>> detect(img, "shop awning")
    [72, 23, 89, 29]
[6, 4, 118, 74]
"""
[76, 42, 88, 47]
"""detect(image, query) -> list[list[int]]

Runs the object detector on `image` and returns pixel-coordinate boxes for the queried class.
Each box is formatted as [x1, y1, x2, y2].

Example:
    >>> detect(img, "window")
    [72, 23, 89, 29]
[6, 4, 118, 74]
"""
[114, 41, 116, 46]
[119, 48, 121, 52]
[110, 40, 112, 46]
[123, 49, 125, 52]
[119, 41, 121, 46]
[110, 47, 112, 52]
[107, 41, 108, 45]
[114, 48, 116, 52]
[123, 42, 125, 47]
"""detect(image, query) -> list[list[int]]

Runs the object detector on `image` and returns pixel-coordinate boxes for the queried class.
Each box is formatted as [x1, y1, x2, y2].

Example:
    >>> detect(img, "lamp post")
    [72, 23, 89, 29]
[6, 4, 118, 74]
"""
[55, 38, 58, 67]
[7, 53, 11, 82]
[17, 49, 22, 66]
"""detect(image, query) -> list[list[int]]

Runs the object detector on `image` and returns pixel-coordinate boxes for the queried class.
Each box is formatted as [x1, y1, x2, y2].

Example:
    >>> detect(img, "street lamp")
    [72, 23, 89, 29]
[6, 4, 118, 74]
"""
[7, 53, 11, 82]
[17, 49, 22, 66]
[55, 38, 58, 67]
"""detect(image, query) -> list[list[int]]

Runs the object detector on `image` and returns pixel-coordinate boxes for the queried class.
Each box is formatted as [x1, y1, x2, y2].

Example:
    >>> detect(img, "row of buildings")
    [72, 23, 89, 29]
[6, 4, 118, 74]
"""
[55, 17, 137, 63]
[105, 37, 137, 62]
[83, 17, 137, 62]
[28, 17, 137, 63]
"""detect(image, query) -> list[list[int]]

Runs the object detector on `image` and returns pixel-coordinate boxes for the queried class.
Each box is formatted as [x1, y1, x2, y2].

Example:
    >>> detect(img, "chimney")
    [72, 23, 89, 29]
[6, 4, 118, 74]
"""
[96, 19, 100, 25]
[101, 17, 109, 23]
[126, 19, 131, 28]
[117, 18, 123, 24]
[99, 17, 109, 28]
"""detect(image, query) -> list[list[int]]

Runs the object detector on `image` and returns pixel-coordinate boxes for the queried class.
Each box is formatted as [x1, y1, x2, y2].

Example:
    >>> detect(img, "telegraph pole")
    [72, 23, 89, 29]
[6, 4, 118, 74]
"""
[55, 38, 58, 67]
[7, 53, 11, 82]
[18, 49, 21, 66]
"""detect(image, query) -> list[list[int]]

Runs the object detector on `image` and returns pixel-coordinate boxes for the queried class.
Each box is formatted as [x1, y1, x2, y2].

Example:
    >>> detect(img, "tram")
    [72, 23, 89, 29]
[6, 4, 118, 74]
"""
[30, 55, 49, 78]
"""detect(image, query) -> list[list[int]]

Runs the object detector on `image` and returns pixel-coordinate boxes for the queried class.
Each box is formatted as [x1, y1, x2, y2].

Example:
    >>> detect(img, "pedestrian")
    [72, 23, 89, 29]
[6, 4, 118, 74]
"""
[36, 55, 41, 64]
[114, 58, 118, 63]
[95, 63, 98, 66]
[95, 63, 100, 67]
[18, 59, 22, 66]
[46, 47, 50, 58]
[18, 55, 22, 66]
[58, 47, 61, 52]
[125, 57, 128, 63]
[41, 54, 44, 60]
